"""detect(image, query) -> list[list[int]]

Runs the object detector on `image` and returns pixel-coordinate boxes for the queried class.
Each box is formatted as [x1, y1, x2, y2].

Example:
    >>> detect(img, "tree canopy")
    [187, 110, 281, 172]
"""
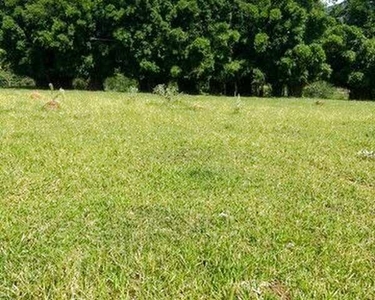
[0, 0, 374, 99]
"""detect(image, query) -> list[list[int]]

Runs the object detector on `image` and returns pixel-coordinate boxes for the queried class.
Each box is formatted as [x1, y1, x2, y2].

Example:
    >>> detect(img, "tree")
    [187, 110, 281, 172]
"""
[279, 43, 331, 97]
[332, 0, 375, 37]
[0, 0, 374, 99]
[322, 24, 373, 99]
[0, 0, 97, 88]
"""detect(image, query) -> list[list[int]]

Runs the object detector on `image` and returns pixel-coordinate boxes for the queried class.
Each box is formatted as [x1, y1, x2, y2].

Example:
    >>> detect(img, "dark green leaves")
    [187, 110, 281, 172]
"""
[0, 0, 374, 99]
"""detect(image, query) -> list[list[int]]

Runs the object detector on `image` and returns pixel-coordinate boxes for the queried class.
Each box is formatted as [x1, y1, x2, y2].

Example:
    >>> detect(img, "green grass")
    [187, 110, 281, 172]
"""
[0, 90, 374, 299]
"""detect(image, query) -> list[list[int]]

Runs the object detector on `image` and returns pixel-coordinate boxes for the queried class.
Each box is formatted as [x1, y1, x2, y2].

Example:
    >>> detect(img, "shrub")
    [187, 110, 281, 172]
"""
[17, 77, 36, 88]
[73, 78, 89, 90]
[333, 88, 350, 100]
[303, 81, 340, 99]
[153, 84, 167, 96]
[263, 84, 273, 97]
[0, 68, 35, 88]
[104, 73, 138, 92]
[128, 86, 139, 94]
[153, 83, 179, 101]
[233, 94, 242, 114]
[0, 68, 13, 87]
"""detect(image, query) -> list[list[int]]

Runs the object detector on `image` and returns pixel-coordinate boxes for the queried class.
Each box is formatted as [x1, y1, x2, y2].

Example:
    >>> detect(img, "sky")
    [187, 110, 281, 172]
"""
[324, 0, 345, 5]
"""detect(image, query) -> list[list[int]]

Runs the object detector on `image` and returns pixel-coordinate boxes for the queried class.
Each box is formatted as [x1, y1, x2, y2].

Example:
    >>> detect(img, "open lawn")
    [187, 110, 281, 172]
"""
[0, 90, 374, 299]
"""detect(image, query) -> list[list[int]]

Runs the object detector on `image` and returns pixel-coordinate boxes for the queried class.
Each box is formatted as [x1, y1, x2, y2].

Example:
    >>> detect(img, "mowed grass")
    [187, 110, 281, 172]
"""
[0, 90, 374, 299]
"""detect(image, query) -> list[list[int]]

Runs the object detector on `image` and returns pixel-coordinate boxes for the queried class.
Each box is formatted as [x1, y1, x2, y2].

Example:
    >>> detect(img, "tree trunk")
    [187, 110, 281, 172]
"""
[272, 83, 284, 97]
[55, 77, 73, 89]
[36, 76, 73, 90]
[88, 77, 104, 90]
[288, 84, 303, 97]
[234, 81, 238, 97]
[349, 88, 371, 100]
[36, 79, 49, 89]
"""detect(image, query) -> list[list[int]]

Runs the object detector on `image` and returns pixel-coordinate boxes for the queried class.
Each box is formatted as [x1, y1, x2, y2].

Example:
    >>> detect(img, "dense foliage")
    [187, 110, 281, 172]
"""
[0, 0, 374, 99]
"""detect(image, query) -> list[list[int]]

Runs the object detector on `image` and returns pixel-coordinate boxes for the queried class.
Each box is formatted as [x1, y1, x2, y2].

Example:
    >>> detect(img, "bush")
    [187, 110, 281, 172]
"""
[153, 83, 179, 101]
[153, 84, 167, 96]
[263, 84, 273, 97]
[0, 69, 13, 87]
[73, 78, 89, 90]
[303, 81, 334, 99]
[333, 88, 350, 100]
[17, 77, 36, 88]
[303, 81, 347, 100]
[0, 68, 35, 88]
[104, 73, 138, 92]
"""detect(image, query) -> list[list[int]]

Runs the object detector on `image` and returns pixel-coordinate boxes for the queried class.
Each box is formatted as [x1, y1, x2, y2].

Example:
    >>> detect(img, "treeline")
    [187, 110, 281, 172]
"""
[0, 0, 374, 99]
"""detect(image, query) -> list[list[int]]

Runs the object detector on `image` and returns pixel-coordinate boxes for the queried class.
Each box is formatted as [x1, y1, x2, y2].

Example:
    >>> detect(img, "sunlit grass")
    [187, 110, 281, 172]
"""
[0, 90, 374, 299]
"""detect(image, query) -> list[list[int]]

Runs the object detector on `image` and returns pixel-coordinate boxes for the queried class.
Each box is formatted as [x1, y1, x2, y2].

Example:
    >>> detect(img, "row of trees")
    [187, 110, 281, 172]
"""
[0, 0, 374, 99]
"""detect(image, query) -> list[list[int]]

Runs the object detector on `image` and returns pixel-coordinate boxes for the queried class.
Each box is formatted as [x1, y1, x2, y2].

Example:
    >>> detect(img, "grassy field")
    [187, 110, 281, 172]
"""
[0, 90, 374, 299]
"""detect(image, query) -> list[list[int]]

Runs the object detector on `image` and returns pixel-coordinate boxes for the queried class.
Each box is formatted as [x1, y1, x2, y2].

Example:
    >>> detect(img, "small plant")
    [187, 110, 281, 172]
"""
[128, 86, 139, 99]
[128, 86, 139, 94]
[233, 94, 242, 113]
[153, 84, 166, 96]
[357, 149, 375, 160]
[44, 83, 65, 110]
[104, 73, 139, 93]
[153, 83, 179, 101]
